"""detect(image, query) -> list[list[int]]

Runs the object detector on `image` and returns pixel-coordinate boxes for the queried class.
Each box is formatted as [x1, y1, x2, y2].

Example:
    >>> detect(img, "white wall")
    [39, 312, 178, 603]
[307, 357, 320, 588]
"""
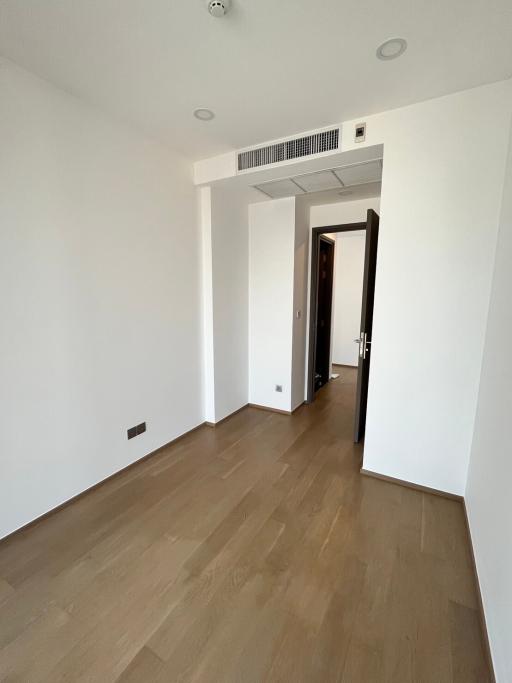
[332, 232, 366, 366]
[343, 80, 512, 495]
[465, 116, 512, 683]
[0, 59, 203, 539]
[310, 196, 381, 228]
[248, 198, 296, 411]
[291, 198, 309, 410]
[199, 186, 216, 424]
[210, 185, 249, 421]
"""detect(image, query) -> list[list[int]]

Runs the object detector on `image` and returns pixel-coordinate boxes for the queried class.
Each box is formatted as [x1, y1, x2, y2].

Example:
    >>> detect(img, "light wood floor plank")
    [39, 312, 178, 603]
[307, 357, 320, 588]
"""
[0, 369, 490, 682]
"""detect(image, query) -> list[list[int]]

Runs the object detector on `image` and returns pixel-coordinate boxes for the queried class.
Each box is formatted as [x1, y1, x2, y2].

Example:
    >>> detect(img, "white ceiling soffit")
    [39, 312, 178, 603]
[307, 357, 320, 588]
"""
[1, 0, 511, 159]
[333, 160, 382, 187]
[254, 178, 305, 199]
[293, 170, 343, 193]
[254, 161, 382, 199]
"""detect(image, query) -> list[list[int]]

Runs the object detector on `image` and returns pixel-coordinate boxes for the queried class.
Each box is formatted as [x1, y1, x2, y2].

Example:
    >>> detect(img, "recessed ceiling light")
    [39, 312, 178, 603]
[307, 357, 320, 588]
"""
[376, 37, 407, 61]
[193, 108, 215, 121]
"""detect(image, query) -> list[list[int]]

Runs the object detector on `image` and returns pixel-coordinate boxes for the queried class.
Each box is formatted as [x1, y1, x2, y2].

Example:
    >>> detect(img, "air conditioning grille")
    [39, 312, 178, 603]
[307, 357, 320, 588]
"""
[238, 128, 339, 172]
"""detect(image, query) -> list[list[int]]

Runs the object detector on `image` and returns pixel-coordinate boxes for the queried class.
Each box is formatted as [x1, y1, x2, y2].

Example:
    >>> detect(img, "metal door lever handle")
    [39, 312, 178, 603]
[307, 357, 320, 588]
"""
[355, 333, 372, 359]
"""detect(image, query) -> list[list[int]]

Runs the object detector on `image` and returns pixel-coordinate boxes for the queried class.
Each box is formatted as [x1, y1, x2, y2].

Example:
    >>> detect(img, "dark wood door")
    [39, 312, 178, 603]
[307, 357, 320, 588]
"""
[354, 209, 380, 442]
[314, 236, 335, 392]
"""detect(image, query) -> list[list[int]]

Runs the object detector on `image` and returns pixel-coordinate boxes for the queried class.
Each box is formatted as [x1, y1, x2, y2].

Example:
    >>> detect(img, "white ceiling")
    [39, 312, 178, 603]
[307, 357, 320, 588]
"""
[1, 0, 510, 160]
[254, 160, 382, 199]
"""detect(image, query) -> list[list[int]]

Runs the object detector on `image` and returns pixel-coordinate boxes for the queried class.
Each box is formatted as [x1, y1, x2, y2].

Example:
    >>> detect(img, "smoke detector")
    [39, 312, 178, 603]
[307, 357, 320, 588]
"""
[207, 0, 231, 17]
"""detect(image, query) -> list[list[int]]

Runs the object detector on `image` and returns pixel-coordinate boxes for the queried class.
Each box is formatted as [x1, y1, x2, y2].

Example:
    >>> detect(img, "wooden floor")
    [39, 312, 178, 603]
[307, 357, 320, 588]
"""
[0, 369, 490, 682]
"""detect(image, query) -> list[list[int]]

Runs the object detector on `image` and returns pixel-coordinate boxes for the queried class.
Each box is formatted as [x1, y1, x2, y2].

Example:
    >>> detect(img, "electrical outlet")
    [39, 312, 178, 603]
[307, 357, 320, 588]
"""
[127, 421, 146, 440]
[275, 385, 283, 393]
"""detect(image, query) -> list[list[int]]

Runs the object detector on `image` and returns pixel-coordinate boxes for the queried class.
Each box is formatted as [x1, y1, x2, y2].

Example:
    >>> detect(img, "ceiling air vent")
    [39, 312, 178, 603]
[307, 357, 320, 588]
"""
[237, 128, 340, 172]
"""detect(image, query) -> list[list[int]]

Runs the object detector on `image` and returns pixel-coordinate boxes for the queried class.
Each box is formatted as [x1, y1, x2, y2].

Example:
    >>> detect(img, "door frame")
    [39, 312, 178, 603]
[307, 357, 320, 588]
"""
[306, 221, 367, 404]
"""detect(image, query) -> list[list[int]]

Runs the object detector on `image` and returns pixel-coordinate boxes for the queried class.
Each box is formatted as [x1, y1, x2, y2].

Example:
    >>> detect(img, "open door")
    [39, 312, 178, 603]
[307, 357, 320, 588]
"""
[354, 209, 380, 443]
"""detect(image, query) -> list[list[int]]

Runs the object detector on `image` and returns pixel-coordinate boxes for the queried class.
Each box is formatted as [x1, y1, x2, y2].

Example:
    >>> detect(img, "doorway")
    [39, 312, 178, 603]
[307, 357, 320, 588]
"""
[307, 209, 380, 442]
[314, 235, 335, 391]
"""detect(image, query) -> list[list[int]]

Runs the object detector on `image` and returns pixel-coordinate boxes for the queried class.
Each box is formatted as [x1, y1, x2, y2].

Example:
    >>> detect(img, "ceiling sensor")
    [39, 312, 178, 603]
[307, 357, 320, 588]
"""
[193, 108, 215, 121]
[376, 37, 407, 60]
[207, 0, 231, 17]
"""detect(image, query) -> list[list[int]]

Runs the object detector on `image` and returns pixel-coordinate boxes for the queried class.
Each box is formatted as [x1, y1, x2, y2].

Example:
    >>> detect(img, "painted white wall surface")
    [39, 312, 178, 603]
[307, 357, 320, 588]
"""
[328, 235, 337, 376]
[199, 186, 216, 424]
[332, 232, 366, 367]
[194, 152, 237, 186]
[310, 197, 381, 228]
[210, 185, 249, 422]
[291, 199, 309, 410]
[343, 80, 512, 495]
[249, 198, 296, 411]
[465, 116, 512, 683]
[0, 60, 203, 539]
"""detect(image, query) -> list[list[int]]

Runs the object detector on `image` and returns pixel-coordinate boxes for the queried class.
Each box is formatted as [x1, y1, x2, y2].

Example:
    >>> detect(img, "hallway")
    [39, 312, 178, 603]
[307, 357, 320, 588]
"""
[0, 370, 489, 681]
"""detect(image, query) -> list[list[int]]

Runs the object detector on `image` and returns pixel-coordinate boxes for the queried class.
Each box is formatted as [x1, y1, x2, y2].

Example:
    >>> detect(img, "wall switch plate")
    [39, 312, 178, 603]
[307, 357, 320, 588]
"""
[355, 122, 366, 142]
[275, 385, 283, 393]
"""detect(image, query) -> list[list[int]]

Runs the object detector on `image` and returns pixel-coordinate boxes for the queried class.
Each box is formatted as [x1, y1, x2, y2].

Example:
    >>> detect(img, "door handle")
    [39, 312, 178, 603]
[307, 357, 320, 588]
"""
[355, 333, 372, 359]
[362, 332, 371, 359]
[355, 334, 364, 358]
